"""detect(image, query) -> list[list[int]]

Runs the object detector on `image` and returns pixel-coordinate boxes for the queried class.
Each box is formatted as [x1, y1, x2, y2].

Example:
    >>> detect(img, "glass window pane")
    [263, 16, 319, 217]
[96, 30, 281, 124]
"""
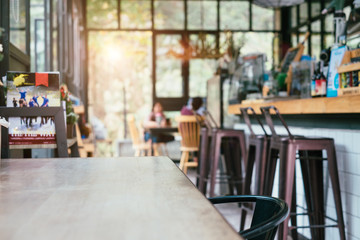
[121, 0, 151, 29]
[299, 25, 307, 33]
[311, 2, 321, 17]
[52, 0, 58, 71]
[292, 34, 298, 46]
[189, 59, 217, 97]
[187, 1, 217, 30]
[220, 1, 249, 30]
[87, 0, 118, 29]
[189, 33, 217, 58]
[311, 20, 321, 32]
[252, 4, 274, 30]
[30, 3, 44, 71]
[291, 6, 297, 28]
[311, 34, 321, 58]
[156, 35, 183, 97]
[324, 34, 334, 48]
[88, 31, 153, 139]
[35, 19, 45, 72]
[325, 14, 333, 32]
[10, 0, 27, 52]
[299, 2, 308, 23]
[154, 1, 185, 30]
[237, 32, 274, 70]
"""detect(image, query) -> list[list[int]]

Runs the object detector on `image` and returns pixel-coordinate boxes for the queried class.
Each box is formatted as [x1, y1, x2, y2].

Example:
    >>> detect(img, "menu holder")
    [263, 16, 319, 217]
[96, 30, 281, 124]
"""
[280, 32, 309, 95]
[0, 107, 68, 158]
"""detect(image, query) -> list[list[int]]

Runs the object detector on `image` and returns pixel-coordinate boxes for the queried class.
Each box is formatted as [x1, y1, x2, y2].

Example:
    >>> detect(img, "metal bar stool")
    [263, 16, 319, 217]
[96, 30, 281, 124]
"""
[197, 126, 211, 194]
[260, 106, 346, 240]
[208, 127, 247, 197]
[239, 107, 270, 230]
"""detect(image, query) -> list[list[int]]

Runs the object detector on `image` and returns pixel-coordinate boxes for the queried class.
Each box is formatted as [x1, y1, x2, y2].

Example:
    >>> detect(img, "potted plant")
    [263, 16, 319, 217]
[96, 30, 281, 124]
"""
[60, 85, 78, 138]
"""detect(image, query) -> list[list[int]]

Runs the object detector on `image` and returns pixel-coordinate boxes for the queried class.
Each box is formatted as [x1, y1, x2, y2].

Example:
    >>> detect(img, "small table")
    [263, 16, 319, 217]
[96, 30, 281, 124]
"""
[148, 127, 178, 134]
[0, 157, 243, 240]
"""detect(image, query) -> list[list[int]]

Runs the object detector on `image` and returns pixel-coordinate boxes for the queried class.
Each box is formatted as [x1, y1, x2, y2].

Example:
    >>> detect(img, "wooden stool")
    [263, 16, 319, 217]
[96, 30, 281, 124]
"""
[261, 106, 346, 240]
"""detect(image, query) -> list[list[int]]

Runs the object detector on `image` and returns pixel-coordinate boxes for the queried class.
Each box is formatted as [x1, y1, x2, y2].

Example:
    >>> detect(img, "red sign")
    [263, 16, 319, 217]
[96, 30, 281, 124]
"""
[35, 73, 49, 87]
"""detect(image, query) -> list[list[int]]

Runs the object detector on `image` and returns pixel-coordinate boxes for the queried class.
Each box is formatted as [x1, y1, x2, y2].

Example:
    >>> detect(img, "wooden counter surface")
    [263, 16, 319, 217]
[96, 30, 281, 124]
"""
[228, 95, 360, 115]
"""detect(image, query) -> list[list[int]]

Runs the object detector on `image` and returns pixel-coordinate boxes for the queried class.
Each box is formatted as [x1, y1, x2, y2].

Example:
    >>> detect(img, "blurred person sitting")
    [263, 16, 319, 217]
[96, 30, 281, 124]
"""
[143, 102, 174, 144]
[181, 97, 204, 116]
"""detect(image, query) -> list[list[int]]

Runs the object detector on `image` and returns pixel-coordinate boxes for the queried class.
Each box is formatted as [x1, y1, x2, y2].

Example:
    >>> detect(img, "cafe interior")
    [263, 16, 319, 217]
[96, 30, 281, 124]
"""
[1, 0, 360, 239]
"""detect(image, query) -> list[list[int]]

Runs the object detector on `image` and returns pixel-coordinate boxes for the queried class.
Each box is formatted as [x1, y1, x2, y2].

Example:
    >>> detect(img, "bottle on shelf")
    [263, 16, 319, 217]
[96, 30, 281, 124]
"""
[311, 62, 327, 98]
[311, 65, 318, 97]
[319, 62, 327, 97]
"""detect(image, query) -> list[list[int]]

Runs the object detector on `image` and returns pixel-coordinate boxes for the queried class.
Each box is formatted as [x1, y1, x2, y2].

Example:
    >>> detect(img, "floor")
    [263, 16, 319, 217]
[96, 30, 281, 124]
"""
[186, 168, 246, 232]
[186, 168, 308, 240]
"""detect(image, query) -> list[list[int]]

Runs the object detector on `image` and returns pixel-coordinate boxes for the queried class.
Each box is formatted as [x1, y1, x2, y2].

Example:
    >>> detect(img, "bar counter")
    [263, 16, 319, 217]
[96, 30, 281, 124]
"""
[228, 95, 360, 115]
[228, 94, 360, 239]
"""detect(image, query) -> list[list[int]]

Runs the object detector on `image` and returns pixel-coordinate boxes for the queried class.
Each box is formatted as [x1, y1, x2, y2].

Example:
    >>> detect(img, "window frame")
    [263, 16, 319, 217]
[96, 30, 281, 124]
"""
[86, 0, 281, 111]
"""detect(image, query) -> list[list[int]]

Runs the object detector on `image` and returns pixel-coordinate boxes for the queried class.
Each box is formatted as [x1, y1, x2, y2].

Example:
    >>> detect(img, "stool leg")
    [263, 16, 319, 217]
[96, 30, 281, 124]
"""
[240, 144, 256, 231]
[299, 150, 319, 239]
[183, 151, 190, 174]
[256, 139, 267, 195]
[209, 133, 221, 197]
[222, 138, 235, 195]
[244, 145, 256, 195]
[232, 137, 244, 195]
[264, 147, 278, 196]
[198, 133, 210, 195]
[290, 174, 298, 240]
[279, 143, 296, 240]
[326, 144, 346, 240]
[238, 133, 247, 167]
[308, 150, 325, 240]
[179, 151, 186, 171]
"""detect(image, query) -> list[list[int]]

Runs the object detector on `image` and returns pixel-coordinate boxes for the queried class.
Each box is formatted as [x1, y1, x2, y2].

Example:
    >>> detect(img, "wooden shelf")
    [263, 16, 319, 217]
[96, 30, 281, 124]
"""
[338, 62, 360, 73]
[228, 95, 360, 115]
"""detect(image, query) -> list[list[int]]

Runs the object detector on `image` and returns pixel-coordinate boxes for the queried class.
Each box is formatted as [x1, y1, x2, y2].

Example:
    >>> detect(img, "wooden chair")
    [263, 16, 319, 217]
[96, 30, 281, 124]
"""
[73, 105, 95, 158]
[175, 115, 204, 174]
[127, 115, 152, 157]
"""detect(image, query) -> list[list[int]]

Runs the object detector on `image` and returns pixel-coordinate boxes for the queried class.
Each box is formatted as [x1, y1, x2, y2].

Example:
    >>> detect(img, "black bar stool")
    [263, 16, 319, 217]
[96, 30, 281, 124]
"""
[260, 106, 346, 240]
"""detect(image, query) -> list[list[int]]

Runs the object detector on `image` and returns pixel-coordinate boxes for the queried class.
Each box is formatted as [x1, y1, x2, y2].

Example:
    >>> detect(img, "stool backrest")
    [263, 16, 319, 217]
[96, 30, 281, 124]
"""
[209, 195, 289, 240]
[260, 106, 293, 139]
[202, 110, 219, 129]
[176, 115, 204, 149]
[240, 107, 268, 137]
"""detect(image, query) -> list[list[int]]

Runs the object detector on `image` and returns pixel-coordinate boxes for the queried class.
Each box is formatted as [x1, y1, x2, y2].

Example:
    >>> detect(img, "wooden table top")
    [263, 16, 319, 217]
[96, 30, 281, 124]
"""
[147, 127, 178, 134]
[0, 157, 243, 240]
